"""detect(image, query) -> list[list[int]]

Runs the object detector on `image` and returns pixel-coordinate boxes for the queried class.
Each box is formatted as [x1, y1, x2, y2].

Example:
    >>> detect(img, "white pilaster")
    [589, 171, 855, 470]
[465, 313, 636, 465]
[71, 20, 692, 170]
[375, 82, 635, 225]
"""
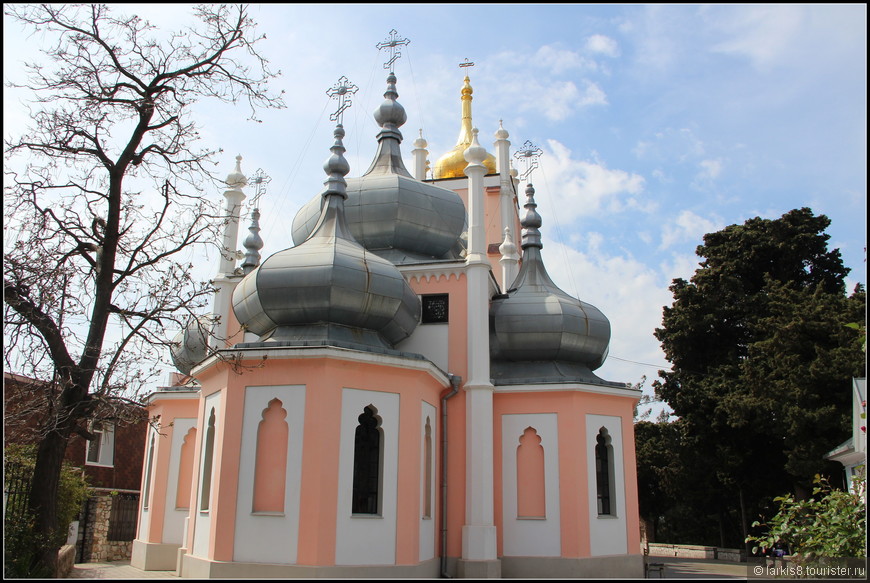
[412, 129, 430, 181]
[499, 227, 519, 292]
[212, 155, 246, 347]
[494, 122, 517, 247]
[461, 129, 499, 568]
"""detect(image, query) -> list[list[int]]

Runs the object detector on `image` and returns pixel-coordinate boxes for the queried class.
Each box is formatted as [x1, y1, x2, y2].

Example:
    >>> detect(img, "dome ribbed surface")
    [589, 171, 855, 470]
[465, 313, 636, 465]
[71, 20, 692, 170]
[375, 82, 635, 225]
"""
[490, 184, 615, 386]
[291, 72, 466, 264]
[232, 125, 421, 351]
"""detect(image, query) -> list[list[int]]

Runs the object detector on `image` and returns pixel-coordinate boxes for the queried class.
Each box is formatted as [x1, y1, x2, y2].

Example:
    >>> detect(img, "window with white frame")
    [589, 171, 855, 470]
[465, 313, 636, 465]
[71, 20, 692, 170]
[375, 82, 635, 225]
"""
[86, 422, 115, 467]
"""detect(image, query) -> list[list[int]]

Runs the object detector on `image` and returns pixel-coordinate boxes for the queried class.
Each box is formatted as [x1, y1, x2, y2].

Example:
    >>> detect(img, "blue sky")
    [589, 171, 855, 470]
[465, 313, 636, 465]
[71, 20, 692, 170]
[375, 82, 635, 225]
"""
[4, 4, 867, 407]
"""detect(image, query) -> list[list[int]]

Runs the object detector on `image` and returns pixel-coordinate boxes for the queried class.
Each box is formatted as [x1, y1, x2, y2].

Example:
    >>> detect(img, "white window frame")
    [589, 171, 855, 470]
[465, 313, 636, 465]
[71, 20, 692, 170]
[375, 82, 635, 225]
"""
[85, 421, 115, 467]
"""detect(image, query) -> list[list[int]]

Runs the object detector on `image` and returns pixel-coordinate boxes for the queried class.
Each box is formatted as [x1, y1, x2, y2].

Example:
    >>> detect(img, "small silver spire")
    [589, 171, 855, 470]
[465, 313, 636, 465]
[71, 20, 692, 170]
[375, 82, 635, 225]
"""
[323, 124, 351, 199]
[241, 168, 270, 274]
[323, 78, 355, 200]
[241, 208, 263, 275]
[520, 183, 543, 249]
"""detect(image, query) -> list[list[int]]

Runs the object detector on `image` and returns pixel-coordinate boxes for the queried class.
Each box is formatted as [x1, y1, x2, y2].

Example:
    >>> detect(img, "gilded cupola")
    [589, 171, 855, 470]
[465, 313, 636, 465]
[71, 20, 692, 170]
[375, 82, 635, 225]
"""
[432, 75, 497, 179]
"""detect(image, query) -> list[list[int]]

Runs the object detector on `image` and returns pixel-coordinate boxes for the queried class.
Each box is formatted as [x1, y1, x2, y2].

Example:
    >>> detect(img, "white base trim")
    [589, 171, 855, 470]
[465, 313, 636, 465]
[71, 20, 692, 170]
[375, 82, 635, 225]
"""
[130, 539, 181, 571]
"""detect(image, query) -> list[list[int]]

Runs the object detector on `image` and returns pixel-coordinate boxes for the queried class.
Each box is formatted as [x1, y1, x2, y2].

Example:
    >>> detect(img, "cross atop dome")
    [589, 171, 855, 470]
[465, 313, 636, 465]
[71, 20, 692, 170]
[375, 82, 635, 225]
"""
[326, 76, 359, 124]
[514, 140, 543, 182]
[376, 30, 410, 71]
[247, 168, 271, 209]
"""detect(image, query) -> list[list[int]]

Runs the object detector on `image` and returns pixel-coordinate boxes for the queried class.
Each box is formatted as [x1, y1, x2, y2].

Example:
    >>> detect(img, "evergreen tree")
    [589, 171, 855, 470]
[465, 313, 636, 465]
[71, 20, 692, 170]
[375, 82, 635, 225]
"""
[650, 208, 865, 548]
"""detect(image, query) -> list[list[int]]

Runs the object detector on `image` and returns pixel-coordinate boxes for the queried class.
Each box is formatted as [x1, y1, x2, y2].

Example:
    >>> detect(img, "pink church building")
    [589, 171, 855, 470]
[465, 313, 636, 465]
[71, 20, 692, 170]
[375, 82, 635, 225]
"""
[131, 40, 642, 578]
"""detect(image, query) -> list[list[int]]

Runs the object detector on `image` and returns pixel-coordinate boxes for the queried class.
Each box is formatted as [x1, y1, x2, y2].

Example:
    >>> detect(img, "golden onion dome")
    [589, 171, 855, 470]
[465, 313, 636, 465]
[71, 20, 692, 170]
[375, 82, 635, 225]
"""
[433, 76, 497, 179]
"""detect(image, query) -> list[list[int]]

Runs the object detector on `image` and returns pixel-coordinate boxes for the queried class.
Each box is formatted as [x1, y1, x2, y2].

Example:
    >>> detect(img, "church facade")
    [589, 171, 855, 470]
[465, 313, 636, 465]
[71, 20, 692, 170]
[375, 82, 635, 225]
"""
[131, 40, 642, 578]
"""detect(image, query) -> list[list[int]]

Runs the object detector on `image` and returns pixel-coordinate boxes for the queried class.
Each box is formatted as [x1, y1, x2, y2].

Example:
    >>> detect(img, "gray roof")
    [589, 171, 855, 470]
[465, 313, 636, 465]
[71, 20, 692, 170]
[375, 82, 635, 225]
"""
[232, 125, 421, 351]
[490, 184, 612, 383]
[291, 72, 467, 264]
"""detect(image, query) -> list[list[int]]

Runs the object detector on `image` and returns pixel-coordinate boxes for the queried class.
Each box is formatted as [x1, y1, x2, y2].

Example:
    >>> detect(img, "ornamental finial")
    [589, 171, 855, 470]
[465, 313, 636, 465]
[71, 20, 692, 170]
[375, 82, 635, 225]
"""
[514, 140, 543, 182]
[247, 168, 271, 209]
[376, 29, 410, 71]
[326, 76, 359, 124]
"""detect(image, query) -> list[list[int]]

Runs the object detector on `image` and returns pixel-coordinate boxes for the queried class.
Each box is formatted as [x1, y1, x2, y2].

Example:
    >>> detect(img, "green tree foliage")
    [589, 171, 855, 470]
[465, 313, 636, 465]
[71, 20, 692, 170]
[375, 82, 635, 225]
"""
[635, 419, 682, 542]
[649, 208, 865, 548]
[747, 472, 866, 561]
[4, 445, 89, 578]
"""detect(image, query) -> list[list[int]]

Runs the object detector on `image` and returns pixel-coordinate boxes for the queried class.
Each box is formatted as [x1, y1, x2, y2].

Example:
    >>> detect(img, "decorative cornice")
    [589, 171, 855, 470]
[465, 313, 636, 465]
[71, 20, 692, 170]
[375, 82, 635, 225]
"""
[144, 388, 201, 404]
[493, 382, 638, 398]
[193, 344, 451, 387]
[398, 262, 467, 284]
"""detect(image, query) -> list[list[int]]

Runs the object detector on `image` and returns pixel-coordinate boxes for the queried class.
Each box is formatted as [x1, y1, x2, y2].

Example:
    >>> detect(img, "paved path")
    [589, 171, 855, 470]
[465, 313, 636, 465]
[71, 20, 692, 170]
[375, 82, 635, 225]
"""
[67, 561, 178, 579]
[649, 556, 748, 579]
[66, 557, 747, 579]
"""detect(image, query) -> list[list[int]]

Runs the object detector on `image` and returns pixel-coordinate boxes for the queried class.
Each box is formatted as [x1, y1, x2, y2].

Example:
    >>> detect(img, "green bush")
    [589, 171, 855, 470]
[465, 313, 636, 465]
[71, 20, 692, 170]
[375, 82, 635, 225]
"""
[3, 445, 90, 578]
[747, 470, 866, 562]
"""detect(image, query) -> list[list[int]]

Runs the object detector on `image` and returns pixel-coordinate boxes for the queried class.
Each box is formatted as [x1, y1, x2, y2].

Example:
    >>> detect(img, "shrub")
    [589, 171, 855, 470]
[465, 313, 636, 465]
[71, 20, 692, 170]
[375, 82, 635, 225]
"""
[3, 445, 89, 577]
[747, 471, 866, 562]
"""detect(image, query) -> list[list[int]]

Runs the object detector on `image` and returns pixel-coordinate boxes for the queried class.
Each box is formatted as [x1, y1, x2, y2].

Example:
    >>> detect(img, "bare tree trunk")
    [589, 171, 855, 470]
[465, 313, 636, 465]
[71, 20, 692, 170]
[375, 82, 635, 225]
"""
[739, 487, 749, 556]
[28, 424, 72, 575]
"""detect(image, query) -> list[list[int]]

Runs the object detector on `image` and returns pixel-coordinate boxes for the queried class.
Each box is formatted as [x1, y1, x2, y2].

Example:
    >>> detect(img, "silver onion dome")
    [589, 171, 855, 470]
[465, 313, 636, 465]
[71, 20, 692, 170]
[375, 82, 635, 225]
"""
[291, 72, 467, 264]
[232, 125, 421, 351]
[490, 184, 615, 385]
[170, 316, 212, 375]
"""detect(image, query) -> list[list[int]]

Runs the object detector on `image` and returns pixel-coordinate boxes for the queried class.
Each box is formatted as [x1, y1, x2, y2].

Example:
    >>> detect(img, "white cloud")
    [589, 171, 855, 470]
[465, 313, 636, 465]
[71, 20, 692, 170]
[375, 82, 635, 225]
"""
[633, 127, 706, 163]
[704, 4, 804, 71]
[659, 209, 724, 251]
[508, 78, 607, 122]
[535, 45, 597, 74]
[697, 158, 723, 180]
[585, 34, 620, 58]
[543, 240, 673, 386]
[536, 140, 646, 221]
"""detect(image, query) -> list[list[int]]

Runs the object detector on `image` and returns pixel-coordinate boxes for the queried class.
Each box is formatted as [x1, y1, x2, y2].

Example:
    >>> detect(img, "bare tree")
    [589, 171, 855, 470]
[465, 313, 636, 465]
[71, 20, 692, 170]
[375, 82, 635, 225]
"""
[3, 4, 284, 572]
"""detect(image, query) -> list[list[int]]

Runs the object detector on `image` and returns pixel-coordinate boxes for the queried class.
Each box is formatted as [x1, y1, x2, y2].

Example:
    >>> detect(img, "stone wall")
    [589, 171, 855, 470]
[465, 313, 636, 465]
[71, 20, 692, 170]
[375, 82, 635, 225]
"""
[647, 543, 745, 562]
[78, 494, 135, 562]
[56, 544, 76, 578]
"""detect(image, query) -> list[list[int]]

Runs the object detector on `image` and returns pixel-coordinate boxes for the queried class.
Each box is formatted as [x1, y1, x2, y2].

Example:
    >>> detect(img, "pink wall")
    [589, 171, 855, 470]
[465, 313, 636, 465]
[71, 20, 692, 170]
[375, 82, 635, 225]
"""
[493, 389, 640, 558]
[192, 354, 447, 566]
[406, 272, 469, 559]
[141, 396, 199, 544]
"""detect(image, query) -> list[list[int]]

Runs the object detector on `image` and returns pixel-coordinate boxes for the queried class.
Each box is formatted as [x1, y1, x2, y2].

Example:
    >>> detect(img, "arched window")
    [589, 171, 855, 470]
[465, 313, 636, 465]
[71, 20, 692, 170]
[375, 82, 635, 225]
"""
[200, 408, 216, 512]
[595, 428, 615, 516]
[423, 417, 432, 518]
[253, 398, 289, 513]
[352, 405, 382, 515]
[176, 427, 197, 510]
[517, 427, 546, 518]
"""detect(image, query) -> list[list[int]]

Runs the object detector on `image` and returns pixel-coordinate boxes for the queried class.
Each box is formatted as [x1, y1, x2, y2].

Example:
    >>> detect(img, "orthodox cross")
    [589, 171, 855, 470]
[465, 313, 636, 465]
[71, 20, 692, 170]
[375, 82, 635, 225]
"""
[514, 140, 543, 182]
[326, 76, 359, 124]
[459, 57, 475, 71]
[248, 168, 271, 209]
[376, 29, 410, 71]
